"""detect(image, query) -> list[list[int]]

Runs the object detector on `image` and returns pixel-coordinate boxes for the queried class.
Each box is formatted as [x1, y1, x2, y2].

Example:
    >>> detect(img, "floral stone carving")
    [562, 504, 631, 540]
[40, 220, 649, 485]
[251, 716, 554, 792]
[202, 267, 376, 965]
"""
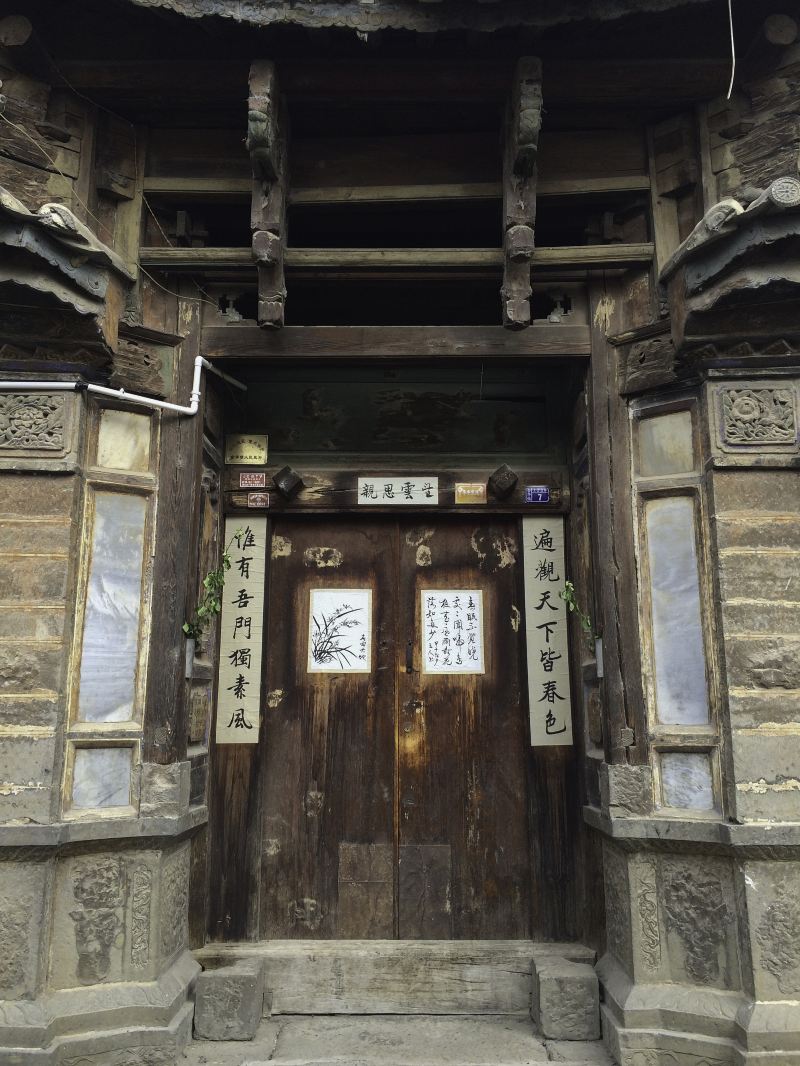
[0, 394, 65, 451]
[722, 388, 796, 446]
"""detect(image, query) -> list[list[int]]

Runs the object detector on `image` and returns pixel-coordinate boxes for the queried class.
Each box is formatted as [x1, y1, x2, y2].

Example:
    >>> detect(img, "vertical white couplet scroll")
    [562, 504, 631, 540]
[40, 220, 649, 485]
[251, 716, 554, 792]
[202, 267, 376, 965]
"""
[522, 516, 573, 746]
[216, 516, 267, 744]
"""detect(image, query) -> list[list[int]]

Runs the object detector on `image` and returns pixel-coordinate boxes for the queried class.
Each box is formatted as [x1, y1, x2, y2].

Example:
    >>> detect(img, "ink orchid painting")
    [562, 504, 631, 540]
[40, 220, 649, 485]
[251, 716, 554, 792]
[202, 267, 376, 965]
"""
[307, 588, 372, 673]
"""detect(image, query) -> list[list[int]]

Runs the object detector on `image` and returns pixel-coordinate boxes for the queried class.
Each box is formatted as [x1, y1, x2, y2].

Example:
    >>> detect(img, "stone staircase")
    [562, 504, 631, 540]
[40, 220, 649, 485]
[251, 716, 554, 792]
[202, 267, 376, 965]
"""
[187, 941, 606, 1066]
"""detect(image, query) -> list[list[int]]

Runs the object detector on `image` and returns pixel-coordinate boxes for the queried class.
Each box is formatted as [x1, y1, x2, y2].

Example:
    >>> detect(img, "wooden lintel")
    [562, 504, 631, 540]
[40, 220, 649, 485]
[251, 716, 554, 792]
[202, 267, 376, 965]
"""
[59, 58, 730, 107]
[200, 323, 591, 360]
[141, 175, 649, 206]
[140, 243, 653, 271]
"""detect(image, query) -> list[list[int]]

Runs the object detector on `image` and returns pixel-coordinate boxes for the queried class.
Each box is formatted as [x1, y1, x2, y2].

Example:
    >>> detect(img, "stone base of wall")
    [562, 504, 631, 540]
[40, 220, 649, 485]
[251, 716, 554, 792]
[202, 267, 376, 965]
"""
[0, 950, 198, 1065]
[600, 953, 742, 1066]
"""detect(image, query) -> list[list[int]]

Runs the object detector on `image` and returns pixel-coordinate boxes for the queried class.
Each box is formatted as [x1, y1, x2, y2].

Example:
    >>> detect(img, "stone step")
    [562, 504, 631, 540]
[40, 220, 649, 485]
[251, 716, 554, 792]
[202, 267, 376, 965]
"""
[183, 1015, 615, 1066]
[194, 940, 595, 1017]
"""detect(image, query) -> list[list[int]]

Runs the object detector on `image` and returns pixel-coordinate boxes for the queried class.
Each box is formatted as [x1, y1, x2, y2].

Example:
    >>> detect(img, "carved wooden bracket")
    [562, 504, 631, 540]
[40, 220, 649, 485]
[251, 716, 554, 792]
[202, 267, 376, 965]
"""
[248, 60, 288, 329]
[502, 57, 542, 329]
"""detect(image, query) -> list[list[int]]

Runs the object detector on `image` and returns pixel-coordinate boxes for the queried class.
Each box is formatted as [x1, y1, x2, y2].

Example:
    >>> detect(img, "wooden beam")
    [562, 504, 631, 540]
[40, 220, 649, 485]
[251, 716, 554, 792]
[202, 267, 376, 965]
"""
[140, 243, 654, 271]
[143, 176, 252, 199]
[200, 323, 590, 360]
[57, 58, 730, 107]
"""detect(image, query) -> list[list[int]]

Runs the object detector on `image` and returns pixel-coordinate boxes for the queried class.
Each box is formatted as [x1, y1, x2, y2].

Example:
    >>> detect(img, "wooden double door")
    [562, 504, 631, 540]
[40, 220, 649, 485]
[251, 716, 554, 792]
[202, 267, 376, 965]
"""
[261, 517, 532, 939]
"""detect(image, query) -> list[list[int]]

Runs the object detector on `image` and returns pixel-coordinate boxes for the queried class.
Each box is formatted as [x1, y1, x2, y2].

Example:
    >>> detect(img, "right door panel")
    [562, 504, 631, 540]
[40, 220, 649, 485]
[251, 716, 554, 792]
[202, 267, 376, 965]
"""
[397, 519, 532, 939]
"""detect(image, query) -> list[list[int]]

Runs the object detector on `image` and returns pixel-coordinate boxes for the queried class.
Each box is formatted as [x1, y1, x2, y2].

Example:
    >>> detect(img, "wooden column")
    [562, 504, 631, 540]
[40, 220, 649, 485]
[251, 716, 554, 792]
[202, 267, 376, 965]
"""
[502, 57, 541, 329]
[247, 60, 288, 329]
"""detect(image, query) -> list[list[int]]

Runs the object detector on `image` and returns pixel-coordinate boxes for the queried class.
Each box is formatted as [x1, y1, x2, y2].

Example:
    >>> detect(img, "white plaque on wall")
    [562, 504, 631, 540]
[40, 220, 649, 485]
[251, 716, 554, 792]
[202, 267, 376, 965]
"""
[216, 517, 267, 744]
[421, 589, 484, 674]
[308, 588, 372, 673]
[522, 517, 573, 746]
[357, 477, 438, 505]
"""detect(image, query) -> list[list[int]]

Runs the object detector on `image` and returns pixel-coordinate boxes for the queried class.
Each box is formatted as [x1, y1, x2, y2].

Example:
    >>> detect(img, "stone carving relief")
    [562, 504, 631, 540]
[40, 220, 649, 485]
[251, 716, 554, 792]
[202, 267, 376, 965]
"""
[662, 868, 729, 985]
[64, 1046, 177, 1066]
[636, 859, 662, 974]
[755, 880, 800, 994]
[288, 897, 324, 931]
[603, 846, 633, 973]
[721, 387, 796, 446]
[0, 902, 30, 992]
[69, 858, 125, 984]
[159, 847, 189, 962]
[0, 394, 65, 451]
[129, 866, 153, 970]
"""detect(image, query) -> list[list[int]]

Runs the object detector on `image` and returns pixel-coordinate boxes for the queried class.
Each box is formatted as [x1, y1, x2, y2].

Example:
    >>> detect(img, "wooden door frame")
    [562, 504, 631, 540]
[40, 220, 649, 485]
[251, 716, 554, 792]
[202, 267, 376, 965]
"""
[206, 506, 585, 943]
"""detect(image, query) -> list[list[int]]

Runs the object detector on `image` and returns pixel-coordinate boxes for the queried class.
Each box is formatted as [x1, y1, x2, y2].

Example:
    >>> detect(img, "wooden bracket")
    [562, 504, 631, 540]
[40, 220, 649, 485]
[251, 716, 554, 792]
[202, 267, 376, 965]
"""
[248, 60, 288, 329]
[502, 57, 542, 330]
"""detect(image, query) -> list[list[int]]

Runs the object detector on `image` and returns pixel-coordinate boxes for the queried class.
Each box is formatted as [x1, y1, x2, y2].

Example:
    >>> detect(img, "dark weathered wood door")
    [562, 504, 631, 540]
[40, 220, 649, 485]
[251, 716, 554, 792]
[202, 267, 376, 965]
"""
[261, 517, 531, 939]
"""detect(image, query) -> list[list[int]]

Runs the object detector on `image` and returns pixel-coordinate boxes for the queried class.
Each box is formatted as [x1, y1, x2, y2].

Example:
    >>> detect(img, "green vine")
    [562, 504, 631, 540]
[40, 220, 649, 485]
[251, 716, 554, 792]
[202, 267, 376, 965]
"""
[559, 580, 596, 648]
[183, 529, 243, 645]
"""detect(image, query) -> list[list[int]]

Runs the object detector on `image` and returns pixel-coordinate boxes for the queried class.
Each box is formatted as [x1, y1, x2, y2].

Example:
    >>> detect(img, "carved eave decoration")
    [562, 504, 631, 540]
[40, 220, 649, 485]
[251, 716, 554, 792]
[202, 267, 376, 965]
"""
[661, 176, 800, 371]
[0, 185, 134, 351]
[0, 187, 178, 396]
[124, 0, 714, 33]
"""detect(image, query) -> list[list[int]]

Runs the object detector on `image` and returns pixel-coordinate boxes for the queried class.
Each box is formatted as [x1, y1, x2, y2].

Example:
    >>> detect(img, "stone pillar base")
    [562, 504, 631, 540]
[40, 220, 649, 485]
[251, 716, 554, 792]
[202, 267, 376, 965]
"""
[0, 950, 198, 1065]
[599, 955, 800, 1066]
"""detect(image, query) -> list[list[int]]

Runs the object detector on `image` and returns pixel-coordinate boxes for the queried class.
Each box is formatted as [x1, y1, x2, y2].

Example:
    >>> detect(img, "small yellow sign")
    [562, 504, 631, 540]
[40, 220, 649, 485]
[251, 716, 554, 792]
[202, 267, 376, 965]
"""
[455, 482, 487, 504]
[225, 434, 268, 465]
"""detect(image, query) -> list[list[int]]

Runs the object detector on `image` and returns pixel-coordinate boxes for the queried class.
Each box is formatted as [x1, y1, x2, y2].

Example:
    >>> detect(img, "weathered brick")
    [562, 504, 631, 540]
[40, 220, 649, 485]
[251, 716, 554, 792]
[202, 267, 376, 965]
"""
[0, 643, 63, 693]
[532, 958, 600, 1040]
[729, 689, 800, 730]
[712, 471, 800, 514]
[719, 550, 800, 602]
[727, 636, 800, 690]
[0, 518, 71, 554]
[0, 736, 55, 824]
[194, 959, 265, 1040]
[715, 514, 800, 551]
[0, 473, 77, 518]
[0, 695, 61, 729]
[0, 557, 69, 602]
[0, 607, 65, 641]
[721, 600, 800, 636]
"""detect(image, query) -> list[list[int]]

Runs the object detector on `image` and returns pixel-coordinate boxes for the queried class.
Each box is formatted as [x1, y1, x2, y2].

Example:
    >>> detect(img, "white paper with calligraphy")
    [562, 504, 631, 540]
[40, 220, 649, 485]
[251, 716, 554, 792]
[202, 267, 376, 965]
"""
[357, 477, 438, 505]
[421, 590, 484, 674]
[216, 517, 267, 744]
[522, 517, 573, 746]
[308, 589, 372, 673]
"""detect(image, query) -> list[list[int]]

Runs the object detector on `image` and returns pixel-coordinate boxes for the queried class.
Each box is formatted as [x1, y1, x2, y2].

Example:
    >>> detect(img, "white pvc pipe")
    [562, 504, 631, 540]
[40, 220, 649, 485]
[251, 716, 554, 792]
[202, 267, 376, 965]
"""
[0, 356, 245, 416]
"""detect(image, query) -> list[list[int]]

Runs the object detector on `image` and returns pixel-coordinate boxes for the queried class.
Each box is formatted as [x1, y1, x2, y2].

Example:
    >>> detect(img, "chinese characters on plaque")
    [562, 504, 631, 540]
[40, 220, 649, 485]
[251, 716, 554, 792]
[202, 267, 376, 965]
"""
[421, 590, 484, 674]
[307, 589, 372, 673]
[216, 517, 267, 744]
[522, 517, 573, 746]
[357, 477, 439, 505]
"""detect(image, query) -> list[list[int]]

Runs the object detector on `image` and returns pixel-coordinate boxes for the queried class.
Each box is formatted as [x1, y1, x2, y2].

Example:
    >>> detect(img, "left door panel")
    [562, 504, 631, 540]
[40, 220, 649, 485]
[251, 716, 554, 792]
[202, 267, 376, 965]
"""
[261, 518, 398, 938]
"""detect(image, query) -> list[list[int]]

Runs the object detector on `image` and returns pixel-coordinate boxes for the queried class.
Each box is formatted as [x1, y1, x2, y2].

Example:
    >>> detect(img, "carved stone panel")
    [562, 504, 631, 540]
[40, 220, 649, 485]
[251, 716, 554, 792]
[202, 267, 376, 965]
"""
[711, 381, 799, 464]
[661, 857, 740, 990]
[0, 393, 67, 455]
[603, 843, 634, 975]
[159, 844, 190, 963]
[632, 856, 663, 979]
[746, 860, 800, 999]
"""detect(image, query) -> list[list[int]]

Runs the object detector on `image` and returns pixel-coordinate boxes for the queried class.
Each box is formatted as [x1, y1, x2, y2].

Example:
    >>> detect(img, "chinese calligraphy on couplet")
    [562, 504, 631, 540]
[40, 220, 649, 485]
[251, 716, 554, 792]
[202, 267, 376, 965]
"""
[421, 589, 485, 674]
[357, 477, 439, 505]
[522, 517, 573, 746]
[216, 517, 266, 745]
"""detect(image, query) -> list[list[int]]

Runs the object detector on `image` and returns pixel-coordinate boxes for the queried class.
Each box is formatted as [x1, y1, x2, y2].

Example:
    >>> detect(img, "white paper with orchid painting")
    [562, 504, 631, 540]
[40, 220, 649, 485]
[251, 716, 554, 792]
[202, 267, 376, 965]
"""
[307, 588, 372, 673]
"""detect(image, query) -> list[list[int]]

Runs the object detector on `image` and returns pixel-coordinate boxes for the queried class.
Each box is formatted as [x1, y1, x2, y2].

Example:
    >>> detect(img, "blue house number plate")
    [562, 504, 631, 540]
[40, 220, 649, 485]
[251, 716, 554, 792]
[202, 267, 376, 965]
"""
[525, 485, 550, 504]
